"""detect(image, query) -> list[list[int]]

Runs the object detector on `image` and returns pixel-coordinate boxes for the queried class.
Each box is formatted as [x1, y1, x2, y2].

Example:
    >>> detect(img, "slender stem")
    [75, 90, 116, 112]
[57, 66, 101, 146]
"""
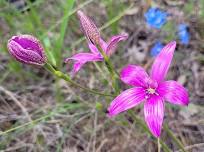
[158, 138, 161, 152]
[96, 45, 120, 94]
[0, 113, 51, 136]
[164, 124, 186, 152]
[93, 62, 107, 80]
[44, 63, 114, 97]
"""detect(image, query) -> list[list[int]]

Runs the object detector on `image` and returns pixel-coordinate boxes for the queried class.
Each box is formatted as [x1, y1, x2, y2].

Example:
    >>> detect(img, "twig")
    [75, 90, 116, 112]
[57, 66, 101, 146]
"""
[0, 86, 32, 122]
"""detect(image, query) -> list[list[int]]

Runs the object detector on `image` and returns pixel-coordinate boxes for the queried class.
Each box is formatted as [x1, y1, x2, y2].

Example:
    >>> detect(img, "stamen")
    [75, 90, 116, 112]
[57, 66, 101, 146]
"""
[147, 88, 156, 94]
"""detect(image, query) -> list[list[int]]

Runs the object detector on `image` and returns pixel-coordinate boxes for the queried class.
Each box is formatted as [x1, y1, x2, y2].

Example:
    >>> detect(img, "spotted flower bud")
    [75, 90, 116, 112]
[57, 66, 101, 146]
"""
[77, 10, 100, 45]
[7, 35, 46, 65]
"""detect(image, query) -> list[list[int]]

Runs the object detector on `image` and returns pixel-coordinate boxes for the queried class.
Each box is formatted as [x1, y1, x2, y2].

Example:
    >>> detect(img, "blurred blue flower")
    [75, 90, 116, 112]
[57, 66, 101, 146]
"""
[150, 41, 164, 57]
[178, 24, 190, 45]
[144, 7, 168, 29]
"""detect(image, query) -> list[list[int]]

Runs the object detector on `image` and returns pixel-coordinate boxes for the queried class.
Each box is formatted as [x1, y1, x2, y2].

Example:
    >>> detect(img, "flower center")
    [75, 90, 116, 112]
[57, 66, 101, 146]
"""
[145, 87, 158, 99]
[147, 88, 156, 94]
[144, 78, 159, 99]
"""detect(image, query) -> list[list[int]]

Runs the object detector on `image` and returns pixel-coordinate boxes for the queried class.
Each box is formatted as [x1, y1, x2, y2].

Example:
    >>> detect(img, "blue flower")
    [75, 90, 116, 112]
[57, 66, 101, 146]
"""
[150, 41, 164, 57]
[144, 7, 168, 29]
[178, 24, 190, 45]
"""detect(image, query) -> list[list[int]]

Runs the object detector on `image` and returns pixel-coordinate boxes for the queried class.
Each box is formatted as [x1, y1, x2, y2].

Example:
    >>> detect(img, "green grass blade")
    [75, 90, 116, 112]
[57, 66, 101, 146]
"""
[54, 0, 75, 68]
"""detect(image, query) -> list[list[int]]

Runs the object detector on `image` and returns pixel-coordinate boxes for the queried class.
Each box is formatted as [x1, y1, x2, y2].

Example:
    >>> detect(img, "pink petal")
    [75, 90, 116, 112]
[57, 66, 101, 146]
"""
[120, 64, 150, 87]
[150, 41, 176, 83]
[65, 53, 103, 75]
[105, 34, 128, 56]
[88, 43, 100, 55]
[157, 80, 189, 106]
[100, 38, 108, 51]
[71, 61, 86, 75]
[144, 95, 164, 137]
[108, 87, 146, 117]
[88, 39, 107, 55]
[65, 53, 103, 62]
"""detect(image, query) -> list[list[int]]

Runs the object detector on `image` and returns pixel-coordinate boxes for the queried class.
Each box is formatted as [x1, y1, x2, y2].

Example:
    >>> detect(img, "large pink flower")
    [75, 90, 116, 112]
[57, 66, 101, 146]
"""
[65, 10, 128, 75]
[108, 41, 189, 137]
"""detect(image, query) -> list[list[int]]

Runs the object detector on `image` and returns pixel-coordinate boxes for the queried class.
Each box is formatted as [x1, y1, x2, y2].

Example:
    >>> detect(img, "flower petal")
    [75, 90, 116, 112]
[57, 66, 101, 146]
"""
[71, 61, 86, 76]
[65, 53, 103, 62]
[144, 95, 164, 137]
[88, 39, 108, 55]
[65, 53, 103, 75]
[88, 43, 100, 55]
[108, 87, 146, 117]
[120, 64, 150, 87]
[106, 34, 128, 56]
[157, 80, 189, 106]
[150, 41, 176, 82]
[99, 38, 108, 52]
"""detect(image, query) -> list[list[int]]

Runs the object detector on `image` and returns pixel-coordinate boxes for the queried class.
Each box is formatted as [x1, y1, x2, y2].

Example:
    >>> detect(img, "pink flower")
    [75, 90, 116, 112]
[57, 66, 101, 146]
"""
[65, 10, 128, 75]
[108, 41, 189, 137]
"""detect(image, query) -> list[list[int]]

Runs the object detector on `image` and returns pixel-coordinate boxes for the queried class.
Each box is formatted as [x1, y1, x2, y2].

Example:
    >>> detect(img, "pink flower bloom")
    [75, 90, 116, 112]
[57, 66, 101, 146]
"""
[65, 10, 128, 75]
[108, 41, 189, 137]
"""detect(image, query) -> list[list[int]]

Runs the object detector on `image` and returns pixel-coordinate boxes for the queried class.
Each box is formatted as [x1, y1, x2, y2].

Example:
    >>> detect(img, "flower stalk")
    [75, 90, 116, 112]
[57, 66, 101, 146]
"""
[44, 63, 114, 97]
[158, 138, 161, 152]
[96, 44, 120, 94]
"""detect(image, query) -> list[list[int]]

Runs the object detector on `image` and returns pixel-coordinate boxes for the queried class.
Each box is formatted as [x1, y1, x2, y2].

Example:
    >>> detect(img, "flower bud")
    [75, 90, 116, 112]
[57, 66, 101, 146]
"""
[7, 35, 47, 65]
[77, 10, 100, 45]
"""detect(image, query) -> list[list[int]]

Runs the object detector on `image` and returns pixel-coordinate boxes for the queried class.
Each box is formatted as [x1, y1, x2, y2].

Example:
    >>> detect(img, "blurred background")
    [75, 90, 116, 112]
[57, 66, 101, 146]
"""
[0, 0, 204, 151]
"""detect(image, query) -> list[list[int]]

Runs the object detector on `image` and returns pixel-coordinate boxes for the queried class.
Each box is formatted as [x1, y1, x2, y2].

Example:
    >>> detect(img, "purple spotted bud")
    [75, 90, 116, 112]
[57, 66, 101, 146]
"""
[7, 35, 47, 66]
[77, 10, 100, 45]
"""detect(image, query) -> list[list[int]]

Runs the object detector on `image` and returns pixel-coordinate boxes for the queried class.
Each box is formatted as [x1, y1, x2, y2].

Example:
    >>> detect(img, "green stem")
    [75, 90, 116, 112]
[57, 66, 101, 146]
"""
[44, 63, 114, 97]
[158, 138, 161, 152]
[163, 124, 186, 152]
[96, 45, 120, 94]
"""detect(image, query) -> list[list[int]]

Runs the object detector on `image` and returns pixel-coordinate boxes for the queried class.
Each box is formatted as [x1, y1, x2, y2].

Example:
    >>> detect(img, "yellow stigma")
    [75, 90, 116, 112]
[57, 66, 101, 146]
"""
[147, 88, 156, 94]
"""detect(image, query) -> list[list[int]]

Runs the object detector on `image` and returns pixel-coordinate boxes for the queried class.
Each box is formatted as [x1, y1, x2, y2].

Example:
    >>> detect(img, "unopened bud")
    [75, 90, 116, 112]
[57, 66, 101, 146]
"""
[77, 10, 100, 45]
[7, 35, 47, 66]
